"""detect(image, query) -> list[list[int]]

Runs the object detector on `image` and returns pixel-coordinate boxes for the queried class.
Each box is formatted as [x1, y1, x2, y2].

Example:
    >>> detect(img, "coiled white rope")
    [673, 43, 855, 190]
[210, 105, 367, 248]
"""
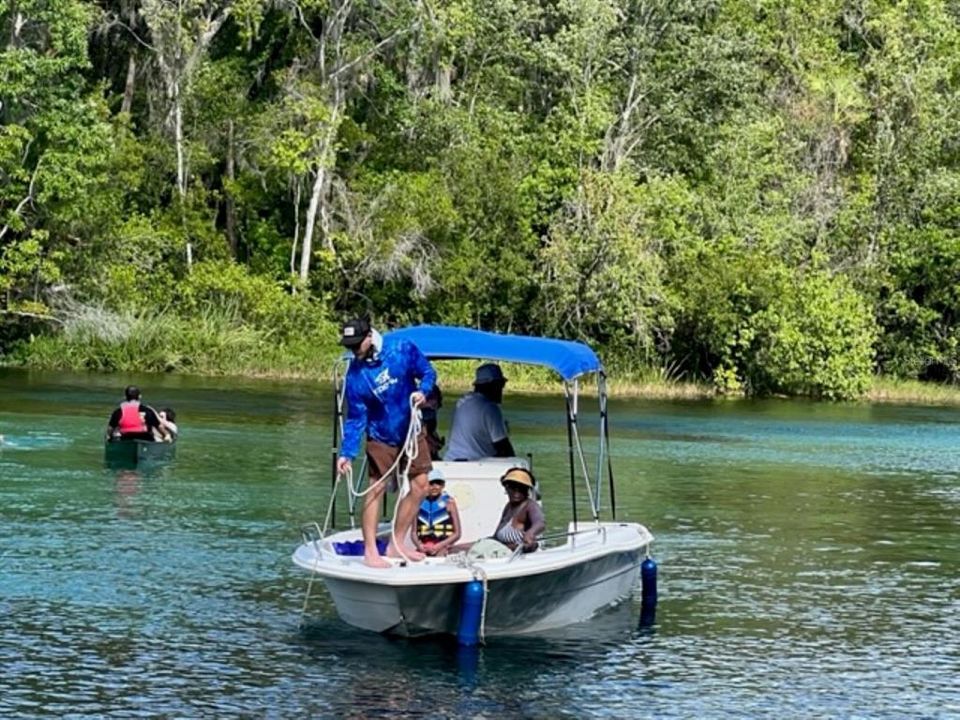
[340, 395, 422, 563]
[302, 396, 422, 623]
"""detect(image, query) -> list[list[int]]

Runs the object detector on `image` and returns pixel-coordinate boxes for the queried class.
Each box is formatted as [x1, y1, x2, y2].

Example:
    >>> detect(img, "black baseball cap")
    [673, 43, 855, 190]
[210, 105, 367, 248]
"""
[340, 318, 371, 347]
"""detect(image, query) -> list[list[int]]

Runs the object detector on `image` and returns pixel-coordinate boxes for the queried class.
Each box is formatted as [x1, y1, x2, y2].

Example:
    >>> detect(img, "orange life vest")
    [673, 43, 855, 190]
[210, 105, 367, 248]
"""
[117, 401, 147, 434]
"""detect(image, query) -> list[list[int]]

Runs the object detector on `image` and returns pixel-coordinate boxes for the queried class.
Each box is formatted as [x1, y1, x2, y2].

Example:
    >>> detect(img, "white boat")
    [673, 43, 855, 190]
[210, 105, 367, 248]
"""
[293, 326, 655, 639]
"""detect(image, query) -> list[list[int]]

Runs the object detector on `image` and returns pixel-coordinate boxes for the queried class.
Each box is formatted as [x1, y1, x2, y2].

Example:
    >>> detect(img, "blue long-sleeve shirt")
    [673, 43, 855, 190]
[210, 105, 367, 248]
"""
[339, 336, 437, 460]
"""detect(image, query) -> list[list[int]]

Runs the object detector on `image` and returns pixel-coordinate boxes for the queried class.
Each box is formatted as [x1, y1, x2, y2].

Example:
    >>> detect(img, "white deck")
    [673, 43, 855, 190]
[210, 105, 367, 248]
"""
[293, 520, 653, 635]
[293, 520, 653, 585]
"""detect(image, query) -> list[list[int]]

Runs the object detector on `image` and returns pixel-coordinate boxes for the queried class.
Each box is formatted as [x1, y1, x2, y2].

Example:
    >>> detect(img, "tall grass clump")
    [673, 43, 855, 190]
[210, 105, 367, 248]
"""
[11, 261, 341, 376]
[12, 302, 334, 375]
[867, 377, 960, 406]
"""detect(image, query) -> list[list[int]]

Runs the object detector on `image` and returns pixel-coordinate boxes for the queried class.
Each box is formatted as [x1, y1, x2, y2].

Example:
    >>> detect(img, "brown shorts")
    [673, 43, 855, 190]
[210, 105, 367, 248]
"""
[366, 432, 432, 489]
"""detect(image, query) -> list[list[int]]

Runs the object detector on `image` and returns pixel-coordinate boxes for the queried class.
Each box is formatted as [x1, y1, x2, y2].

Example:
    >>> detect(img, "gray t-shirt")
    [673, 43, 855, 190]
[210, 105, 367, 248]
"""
[445, 391, 508, 460]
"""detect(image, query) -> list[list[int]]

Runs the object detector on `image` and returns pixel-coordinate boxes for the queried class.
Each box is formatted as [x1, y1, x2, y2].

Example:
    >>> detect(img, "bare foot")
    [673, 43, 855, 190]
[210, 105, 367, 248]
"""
[363, 555, 392, 569]
[386, 544, 425, 561]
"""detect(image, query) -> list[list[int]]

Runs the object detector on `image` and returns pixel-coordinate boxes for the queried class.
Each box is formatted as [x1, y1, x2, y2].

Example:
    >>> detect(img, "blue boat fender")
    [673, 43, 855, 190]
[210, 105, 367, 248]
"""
[457, 580, 485, 646]
[641, 556, 658, 606]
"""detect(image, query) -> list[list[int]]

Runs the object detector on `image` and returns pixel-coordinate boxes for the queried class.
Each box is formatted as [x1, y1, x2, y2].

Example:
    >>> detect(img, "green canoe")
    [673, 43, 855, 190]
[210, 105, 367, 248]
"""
[104, 438, 176, 465]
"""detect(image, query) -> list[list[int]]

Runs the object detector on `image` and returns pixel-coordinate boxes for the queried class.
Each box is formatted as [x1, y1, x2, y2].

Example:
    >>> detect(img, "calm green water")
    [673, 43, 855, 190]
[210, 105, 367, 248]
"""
[1, 368, 958, 718]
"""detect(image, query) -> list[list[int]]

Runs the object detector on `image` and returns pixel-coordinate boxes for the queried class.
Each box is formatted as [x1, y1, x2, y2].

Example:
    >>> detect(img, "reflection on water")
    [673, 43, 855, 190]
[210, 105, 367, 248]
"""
[114, 469, 142, 519]
[294, 601, 656, 718]
[0, 368, 958, 718]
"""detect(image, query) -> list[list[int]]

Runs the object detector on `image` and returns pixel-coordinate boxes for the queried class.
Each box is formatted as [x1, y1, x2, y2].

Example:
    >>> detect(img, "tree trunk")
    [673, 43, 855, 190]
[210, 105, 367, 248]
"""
[291, 178, 301, 280]
[174, 79, 186, 198]
[121, 53, 136, 115]
[299, 165, 327, 284]
[9, 10, 25, 49]
[298, 97, 340, 283]
[225, 119, 237, 257]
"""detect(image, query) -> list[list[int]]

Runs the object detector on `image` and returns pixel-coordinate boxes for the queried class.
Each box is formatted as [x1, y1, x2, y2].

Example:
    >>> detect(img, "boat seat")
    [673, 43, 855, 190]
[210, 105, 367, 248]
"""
[432, 457, 532, 545]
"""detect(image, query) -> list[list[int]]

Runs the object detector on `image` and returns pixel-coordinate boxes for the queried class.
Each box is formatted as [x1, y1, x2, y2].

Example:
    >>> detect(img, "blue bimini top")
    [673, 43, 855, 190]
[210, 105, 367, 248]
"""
[385, 325, 602, 382]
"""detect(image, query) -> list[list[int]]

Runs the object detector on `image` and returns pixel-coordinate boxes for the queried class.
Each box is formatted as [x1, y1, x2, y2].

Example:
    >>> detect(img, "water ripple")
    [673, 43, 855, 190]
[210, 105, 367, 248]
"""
[1, 375, 958, 718]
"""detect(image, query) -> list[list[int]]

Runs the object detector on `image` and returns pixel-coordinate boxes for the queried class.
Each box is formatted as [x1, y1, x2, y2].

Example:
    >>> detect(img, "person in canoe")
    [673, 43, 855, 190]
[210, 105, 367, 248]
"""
[155, 407, 178, 442]
[105, 386, 162, 442]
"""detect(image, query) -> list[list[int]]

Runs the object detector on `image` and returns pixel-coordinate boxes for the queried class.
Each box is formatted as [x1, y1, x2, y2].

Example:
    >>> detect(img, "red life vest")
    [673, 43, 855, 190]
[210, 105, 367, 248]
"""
[117, 401, 147, 434]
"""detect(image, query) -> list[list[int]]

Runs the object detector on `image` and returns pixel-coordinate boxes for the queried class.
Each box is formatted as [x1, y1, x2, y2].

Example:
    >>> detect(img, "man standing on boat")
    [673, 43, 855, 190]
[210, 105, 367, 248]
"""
[445, 363, 515, 460]
[336, 318, 438, 568]
[105, 386, 163, 441]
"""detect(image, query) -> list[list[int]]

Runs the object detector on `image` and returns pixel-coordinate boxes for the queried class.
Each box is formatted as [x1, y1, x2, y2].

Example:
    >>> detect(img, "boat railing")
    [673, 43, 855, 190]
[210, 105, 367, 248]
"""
[300, 521, 324, 550]
[508, 525, 607, 561]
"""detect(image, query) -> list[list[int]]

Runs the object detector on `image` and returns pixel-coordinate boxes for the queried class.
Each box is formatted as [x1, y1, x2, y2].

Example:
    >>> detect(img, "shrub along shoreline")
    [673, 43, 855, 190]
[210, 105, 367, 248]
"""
[5, 328, 959, 406]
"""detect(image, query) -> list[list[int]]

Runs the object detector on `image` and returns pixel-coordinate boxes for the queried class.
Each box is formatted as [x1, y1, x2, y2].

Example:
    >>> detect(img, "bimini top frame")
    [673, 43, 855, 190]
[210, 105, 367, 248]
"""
[330, 325, 618, 532]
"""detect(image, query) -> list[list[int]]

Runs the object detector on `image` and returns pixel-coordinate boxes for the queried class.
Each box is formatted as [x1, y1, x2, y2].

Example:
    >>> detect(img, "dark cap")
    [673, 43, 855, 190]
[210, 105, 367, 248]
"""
[474, 363, 506, 385]
[340, 318, 371, 347]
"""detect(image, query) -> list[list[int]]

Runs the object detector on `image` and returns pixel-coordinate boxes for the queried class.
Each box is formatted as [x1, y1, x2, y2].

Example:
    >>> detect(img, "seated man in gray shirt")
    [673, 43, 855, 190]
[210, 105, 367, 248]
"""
[445, 363, 516, 460]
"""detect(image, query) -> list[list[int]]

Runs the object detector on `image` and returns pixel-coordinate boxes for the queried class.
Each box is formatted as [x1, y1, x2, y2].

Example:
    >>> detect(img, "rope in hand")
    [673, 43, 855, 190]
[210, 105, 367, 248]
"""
[320, 469, 343, 536]
[340, 394, 423, 564]
[303, 395, 421, 624]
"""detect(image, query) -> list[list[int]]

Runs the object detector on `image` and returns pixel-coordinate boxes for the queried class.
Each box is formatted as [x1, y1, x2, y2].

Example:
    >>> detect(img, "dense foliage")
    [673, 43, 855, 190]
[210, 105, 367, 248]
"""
[3, 0, 960, 397]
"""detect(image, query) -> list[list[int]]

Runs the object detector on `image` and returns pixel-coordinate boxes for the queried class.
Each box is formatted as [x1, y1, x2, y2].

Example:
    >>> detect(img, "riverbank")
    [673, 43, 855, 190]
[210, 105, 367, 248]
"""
[3, 311, 957, 404]
[427, 370, 960, 405]
[863, 378, 960, 406]
[4, 347, 959, 405]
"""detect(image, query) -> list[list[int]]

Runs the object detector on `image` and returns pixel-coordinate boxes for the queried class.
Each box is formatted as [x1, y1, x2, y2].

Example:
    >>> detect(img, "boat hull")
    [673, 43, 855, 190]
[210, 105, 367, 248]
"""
[325, 549, 641, 636]
[104, 439, 176, 466]
[295, 522, 652, 638]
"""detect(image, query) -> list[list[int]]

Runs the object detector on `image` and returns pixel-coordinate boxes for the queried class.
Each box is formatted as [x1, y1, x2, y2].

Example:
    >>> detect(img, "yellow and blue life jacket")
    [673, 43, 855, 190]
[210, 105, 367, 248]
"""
[417, 492, 454, 542]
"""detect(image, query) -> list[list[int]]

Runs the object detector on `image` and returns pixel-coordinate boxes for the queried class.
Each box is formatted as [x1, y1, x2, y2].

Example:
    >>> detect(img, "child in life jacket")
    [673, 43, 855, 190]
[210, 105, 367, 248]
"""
[413, 468, 462, 557]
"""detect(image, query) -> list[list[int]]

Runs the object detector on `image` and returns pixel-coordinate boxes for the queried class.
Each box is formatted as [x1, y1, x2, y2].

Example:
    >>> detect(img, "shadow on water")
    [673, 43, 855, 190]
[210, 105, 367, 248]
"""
[103, 455, 176, 473]
[295, 600, 657, 685]
[290, 599, 663, 717]
[638, 600, 657, 633]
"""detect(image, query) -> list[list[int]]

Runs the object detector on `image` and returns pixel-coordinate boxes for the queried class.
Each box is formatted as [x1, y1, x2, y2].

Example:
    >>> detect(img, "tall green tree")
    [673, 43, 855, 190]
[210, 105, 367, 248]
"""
[1, 0, 129, 311]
